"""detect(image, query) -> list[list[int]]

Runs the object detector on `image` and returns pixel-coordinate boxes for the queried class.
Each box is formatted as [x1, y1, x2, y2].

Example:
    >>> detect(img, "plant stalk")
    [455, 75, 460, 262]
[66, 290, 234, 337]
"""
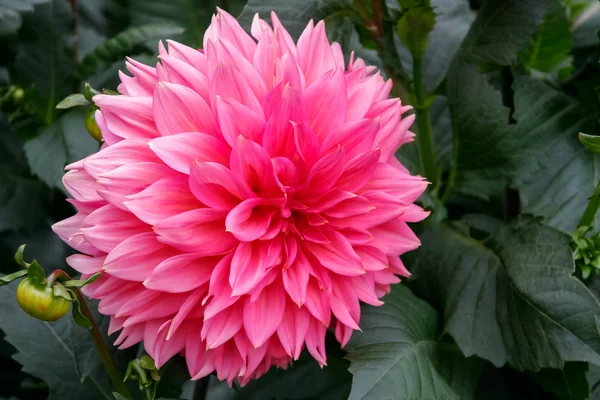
[578, 189, 600, 229]
[47, 270, 132, 399]
[412, 56, 438, 189]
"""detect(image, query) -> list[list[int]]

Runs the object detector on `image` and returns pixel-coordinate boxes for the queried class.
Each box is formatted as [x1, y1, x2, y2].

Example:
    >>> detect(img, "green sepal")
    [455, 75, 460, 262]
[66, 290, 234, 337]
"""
[14, 245, 28, 267]
[27, 260, 45, 285]
[84, 83, 100, 102]
[52, 283, 73, 301]
[579, 132, 600, 154]
[0, 270, 28, 286]
[139, 355, 156, 370]
[396, 6, 436, 60]
[63, 272, 102, 288]
[72, 299, 92, 329]
[56, 94, 89, 109]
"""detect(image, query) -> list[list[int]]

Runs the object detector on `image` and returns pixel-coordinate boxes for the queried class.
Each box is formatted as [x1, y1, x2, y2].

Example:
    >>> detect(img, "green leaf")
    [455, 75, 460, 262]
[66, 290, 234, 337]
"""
[63, 272, 102, 288]
[112, 394, 129, 400]
[0, 270, 27, 286]
[71, 298, 92, 329]
[52, 284, 73, 301]
[70, 299, 133, 385]
[14, 245, 27, 267]
[531, 362, 590, 400]
[520, 0, 572, 73]
[0, 285, 111, 400]
[411, 217, 600, 371]
[580, 132, 600, 154]
[512, 75, 597, 233]
[394, 0, 475, 93]
[396, 7, 436, 60]
[0, 115, 48, 233]
[446, 56, 517, 199]
[461, 0, 548, 67]
[10, 0, 74, 124]
[572, 1, 600, 49]
[56, 94, 90, 109]
[128, 0, 217, 48]
[26, 260, 45, 285]
[24, 109, 99, 190]
[76, 24, 185, 80]
[0, 0, 49, 35]
[346, 285, 484, 400]
[239, 0, 361, 42]
[239, 354, 351, 399]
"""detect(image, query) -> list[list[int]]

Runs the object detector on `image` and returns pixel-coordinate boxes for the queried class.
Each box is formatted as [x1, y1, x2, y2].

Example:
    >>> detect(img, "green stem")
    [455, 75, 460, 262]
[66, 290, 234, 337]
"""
[578, 191, 600, 229]
[47, 270, 132, 399]
[412, 57, 438, 189]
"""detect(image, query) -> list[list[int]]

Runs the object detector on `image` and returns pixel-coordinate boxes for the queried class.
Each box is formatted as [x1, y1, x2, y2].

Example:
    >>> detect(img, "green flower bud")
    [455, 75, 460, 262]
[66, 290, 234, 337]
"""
[85, 107, 102, 141]
[16, 278, 70, 321]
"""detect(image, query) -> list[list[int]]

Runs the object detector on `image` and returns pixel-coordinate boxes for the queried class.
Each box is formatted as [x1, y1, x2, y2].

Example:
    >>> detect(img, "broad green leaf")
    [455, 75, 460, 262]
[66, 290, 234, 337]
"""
[572, 1, 600, 49]
[446, 56, 517, 199]
[580, 132, 600, 154]
[128, 0, 218, 48]
[76, 24, 185, 80]
[512, 75, 597, 233]
[531, 362, 590, 400]
[70, 299, 110, 380]
[0, 0, 49, 35]
[10, 0, 74, 125]
[346, 285, 483, 400]
[24, 109, 98, 190]
[0, 115, 48, 233]
[461, 0, 548, 67]
[56, 94, 89, 109]
[411, 218, 600, 370]
[0, 285, 111, 400]
[520, 0, 572, 73]
[238, 349, 352, 399]
[238, 0, 320, 40]
[239, 0, 361, 42]
[394, 0, 475, 93]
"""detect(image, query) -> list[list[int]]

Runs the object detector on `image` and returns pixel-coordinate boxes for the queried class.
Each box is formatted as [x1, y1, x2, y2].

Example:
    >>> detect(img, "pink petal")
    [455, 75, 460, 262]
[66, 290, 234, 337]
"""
[144, 253, 218, 293]
[154, 208, 237, 254]
[243, 281, 286, 348]
[153, 81, 219, 137]
[189, 161, 254, 209]
[103, 232, 178, 281]
[226, 198, 278, 242]
[124, 176, 202, 225]
[149, 132, 230, 174]
[303, 68, 347, 141]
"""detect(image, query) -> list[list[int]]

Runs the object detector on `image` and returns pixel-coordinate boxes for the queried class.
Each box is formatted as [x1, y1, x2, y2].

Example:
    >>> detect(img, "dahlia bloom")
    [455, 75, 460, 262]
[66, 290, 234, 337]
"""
[52, 8, 428, 384]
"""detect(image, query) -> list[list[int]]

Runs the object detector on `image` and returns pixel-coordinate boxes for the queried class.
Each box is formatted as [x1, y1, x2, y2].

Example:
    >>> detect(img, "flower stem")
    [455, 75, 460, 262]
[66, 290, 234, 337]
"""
[412, 56, 438, 189]
[47, 270, 132, 399]
[578, 184, 600, 229]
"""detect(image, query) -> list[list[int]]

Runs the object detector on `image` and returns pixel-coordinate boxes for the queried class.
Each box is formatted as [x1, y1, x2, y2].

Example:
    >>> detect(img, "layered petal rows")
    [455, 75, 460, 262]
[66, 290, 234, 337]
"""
[53, 8, 428, 385]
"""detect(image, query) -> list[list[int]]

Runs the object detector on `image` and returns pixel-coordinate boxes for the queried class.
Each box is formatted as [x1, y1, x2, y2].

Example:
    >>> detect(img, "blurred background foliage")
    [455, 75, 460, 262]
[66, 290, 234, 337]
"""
[1, 0, 600, 399]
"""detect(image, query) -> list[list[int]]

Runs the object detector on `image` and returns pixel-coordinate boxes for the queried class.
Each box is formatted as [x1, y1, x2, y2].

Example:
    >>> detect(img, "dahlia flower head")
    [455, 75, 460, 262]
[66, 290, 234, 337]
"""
[53, 8, 428, 385]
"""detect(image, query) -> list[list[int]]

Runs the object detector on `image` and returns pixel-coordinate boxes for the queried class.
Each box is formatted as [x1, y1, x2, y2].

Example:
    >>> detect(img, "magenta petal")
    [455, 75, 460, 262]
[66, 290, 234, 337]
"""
[226, 198, 278, 242]
[243, 281, 286, 348]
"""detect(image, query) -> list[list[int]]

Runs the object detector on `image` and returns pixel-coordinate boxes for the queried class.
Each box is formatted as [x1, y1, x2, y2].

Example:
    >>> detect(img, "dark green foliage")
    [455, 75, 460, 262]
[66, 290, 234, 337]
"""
[1, 0, 600, 399]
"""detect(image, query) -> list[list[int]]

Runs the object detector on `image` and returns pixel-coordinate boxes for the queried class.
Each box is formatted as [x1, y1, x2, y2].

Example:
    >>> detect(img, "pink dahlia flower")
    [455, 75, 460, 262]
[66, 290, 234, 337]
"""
[52, 8, 428, 384]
